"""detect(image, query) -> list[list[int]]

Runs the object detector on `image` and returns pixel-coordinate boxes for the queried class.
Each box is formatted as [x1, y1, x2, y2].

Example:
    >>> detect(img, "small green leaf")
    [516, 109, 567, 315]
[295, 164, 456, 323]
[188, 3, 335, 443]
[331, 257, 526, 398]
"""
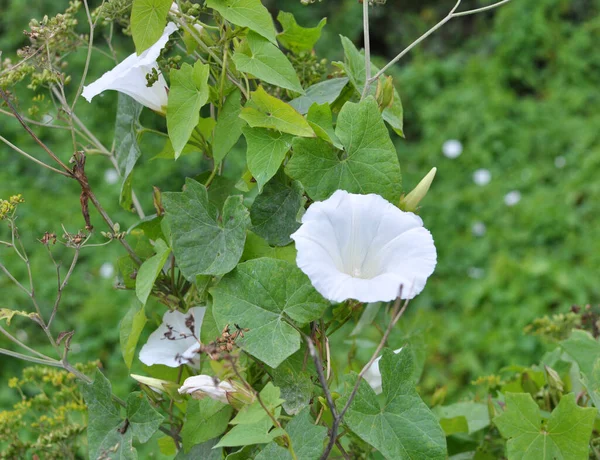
[115, 94, 143, 212]
[286, 97, 402, 202]
[233, 32, 304, 94]
[126, 392, 164, 443]
[135, 239, 171, 305]
[277, 11, 326, 54]
[206, 0, 276, 44]
[167, 61, 210, 158]
[243, 126, 293, 192]
[250, 176, 303, 246]
[119, 302, 147, 369]
[289, 78, 349, 114]
[131, 0, 172, 54]
[434, 402, 490, 435]
[306, 102, 341, 148]
[255, 442, 292, 460]
[286, 408, 327, 459]
[494, 393, 596, 460]
[560, 329, 600, 377]
[231, 382, 284, 426]
[181, 398, 233, 452]
[241, 232, 297, 264]
[271, 350, 315, 415]
[339, 348, 447, 460]
[81, 370, 137, 460]
[211, 258, 329, 368]
[162, 178, 250, 279]
[213, 89, 246, 164]
[241, 87, 314, 137]
[340, 36, 404, 136]
[215, 414, 284, 448]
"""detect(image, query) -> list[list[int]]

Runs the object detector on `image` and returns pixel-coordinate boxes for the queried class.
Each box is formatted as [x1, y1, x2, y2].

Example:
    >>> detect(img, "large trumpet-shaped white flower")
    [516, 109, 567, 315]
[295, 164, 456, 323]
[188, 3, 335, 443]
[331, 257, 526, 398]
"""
[139, 307, 205, 367]
[82, 22, 178, 113]
[291, 190, 437, 303]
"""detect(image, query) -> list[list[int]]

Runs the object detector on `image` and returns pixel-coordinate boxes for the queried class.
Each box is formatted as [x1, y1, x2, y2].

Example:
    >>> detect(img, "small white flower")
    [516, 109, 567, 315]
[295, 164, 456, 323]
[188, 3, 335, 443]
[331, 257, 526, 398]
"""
[99, 262, 115, 279]
[178, 375, 235, 403]
[555, 156, 566, 169]
[104, 169, 120, 185]
[504, 190, 521, 207]
[442, 140, 463, 159]
[82, 22, 178, 113]
[139, 307, 205, 367]
[291, 190, 437, 303]
[471, 221, 486, 237]
[363, 348, 403, 394]
[468, 267, 485, 279]
[473, 168, 491, 186]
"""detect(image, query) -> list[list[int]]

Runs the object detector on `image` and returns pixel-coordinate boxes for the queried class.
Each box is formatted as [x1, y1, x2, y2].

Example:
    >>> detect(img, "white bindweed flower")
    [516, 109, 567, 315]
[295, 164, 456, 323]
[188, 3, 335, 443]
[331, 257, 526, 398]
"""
[291, 190, 437, 303]
[104, 169, 119, 185]
[554, 156, 566, 169]
[442, 140, 463, 159]
[473, 168, 491, 186]
[139, 307, 205, 367]
[363, 348, 403, 394]
[99, 262, 115, 279]
[504, 190, 521, 207]
[178, 375, 235, 403]
[82, 22, 178, 113]
[471, 221, 486, 237]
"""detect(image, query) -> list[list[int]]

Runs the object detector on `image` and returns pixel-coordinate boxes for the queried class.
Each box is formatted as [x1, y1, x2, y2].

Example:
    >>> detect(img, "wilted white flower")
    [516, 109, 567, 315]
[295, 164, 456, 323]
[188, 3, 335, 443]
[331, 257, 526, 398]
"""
[555, 156, 566, 169]
[99, 262, 115, 279]
[139, 307, 205, 367]
[473, 168, 491, 186]
[104, 169, 119, 185]
[471, 221, 486, 237]
[363, 348, 403, 394]
[291, 190, 437, 303]
[82, 22, 178, 113]
[442, 140, 463, 159]
[178, 375, 235, 403]
[504, 190, 521, 207]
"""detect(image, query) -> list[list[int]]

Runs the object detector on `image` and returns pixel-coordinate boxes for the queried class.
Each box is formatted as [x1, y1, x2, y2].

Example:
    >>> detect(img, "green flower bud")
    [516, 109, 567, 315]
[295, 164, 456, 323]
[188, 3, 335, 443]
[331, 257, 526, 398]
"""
[399, 167, 437, 212]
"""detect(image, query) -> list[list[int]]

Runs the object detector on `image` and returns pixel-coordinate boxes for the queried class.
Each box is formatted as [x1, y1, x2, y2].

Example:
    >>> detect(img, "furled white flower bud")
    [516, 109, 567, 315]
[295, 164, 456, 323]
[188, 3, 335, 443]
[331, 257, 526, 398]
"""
[178, 375, 235, 403]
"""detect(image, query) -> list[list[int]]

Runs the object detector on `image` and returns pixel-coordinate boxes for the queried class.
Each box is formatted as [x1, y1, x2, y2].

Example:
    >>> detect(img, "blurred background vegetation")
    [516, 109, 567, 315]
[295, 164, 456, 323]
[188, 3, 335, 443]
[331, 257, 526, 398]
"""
[1, 0, 599, 442]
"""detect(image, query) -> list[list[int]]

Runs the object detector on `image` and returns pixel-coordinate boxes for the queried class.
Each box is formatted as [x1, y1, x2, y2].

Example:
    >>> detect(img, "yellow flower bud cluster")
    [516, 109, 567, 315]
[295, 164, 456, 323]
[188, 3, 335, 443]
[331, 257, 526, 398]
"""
[0, 194, 24, 220]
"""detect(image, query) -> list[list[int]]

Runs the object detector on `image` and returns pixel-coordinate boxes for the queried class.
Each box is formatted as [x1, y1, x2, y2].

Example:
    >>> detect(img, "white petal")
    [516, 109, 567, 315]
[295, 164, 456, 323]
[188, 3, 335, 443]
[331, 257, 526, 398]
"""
[139, 306, 205, 367]
[363, 347, 403, 395]
[82, 22, 178, 112]
[292, 191, 436, 303]
[178, 375, 233, 403]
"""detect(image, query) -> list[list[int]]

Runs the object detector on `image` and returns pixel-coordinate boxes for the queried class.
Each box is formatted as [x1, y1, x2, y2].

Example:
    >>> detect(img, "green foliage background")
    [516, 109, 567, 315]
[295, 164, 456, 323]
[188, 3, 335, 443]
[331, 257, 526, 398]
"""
[1, 0, 599, 449]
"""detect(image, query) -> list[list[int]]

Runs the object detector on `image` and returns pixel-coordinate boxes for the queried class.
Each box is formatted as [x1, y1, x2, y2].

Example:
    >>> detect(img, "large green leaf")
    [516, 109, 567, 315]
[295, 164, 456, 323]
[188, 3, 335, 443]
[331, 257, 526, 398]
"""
[289, 78, 349, 114]
[213, 89, 246, 164]
[233, 32, 304, 94]
[119, 302, 147, 369]
[339, 348, 446, 460]
[494, 393, 596, 460]
[242, 126, 293, 192]
[206, 0, 276, 44]
[240, 87, 314, 137]
[162, 178, 250, 279]
[167, 61, 210, 158]
[241, 232, 297, 264]
[560, 329, 600, 376]
[211, 258, 329, 368]
[286, 408, 327, 459]
[306, 102, 341, 148]
[135, 239, 171, 305]
[80, 370, 137, 460]
[340, 35, 404, 136]
[250, 176, 303, 246]
[126, 392, 164, 443]
[181, 398, 233, 452]
[276, 11, 326, 54]
[215, 416, 284, 448]
[255, 443, 292, 460]
[131, 0, 172, 54]
[286, 97, 402, 202]
[434, 402, 490, 435]
[175, 439, 223, 459]
[115, 94, 142, 212]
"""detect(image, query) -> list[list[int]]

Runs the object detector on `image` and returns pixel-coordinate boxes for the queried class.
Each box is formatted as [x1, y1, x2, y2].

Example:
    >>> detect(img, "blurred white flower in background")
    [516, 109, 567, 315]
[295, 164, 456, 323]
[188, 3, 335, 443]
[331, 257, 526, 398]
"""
[363, 347, 403, 394]
[99, 262, 115, 279]
[471, 221, 486, 237]
[15, 330, 28, 343]
[468, 267, 485, 279]
[178, 375, 235, 403]
[82, 22, 178, 113]
[555, 156, 566, 169]
[442, 140, 463, 159]
[473, 168, 491, 186]
[291, 190, 437, 303]
[504, 190, 522, 207]
[104, 169, 119, 185]
[139, 307, 205, 367]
